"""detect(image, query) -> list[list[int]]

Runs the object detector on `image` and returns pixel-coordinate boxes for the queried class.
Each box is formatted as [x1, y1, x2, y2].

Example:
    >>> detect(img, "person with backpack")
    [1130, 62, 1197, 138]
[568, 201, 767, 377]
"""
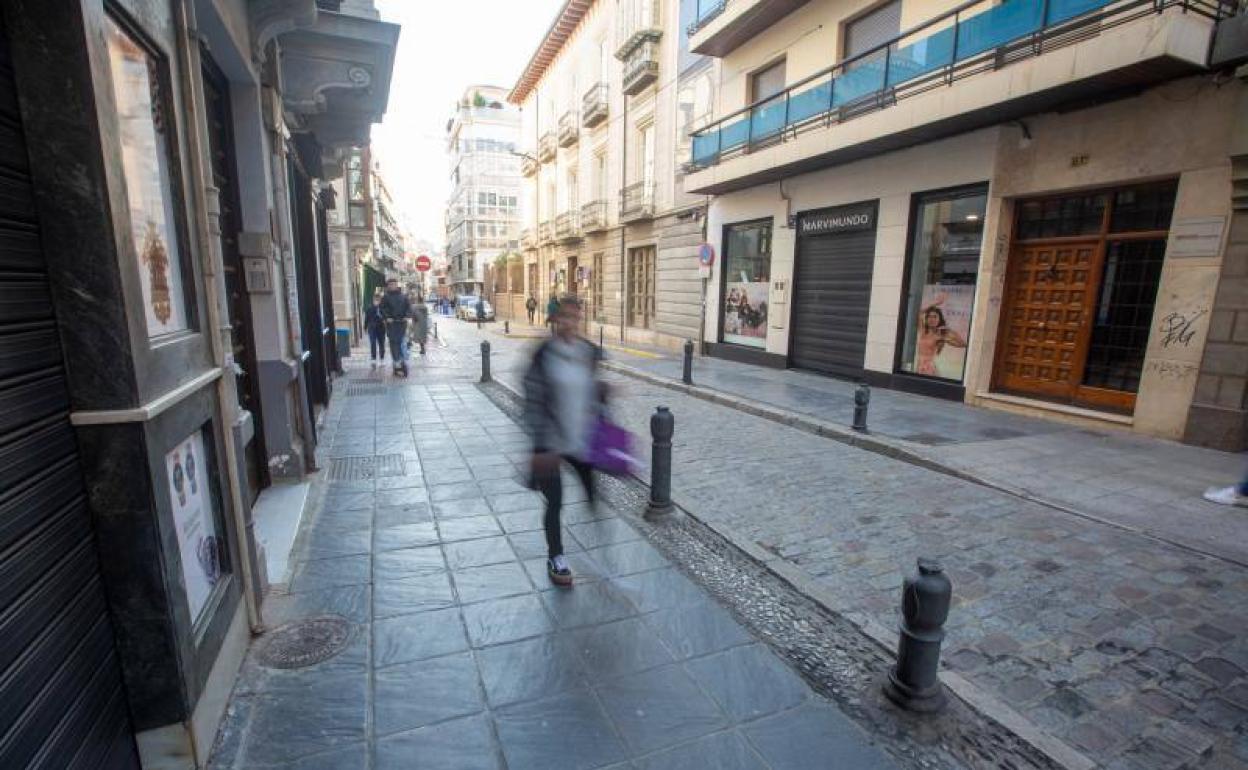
[364, 294, 385, 368]
[545, 294, 559, 334]
[522, 295, 602, 586]
[526, 294, 537, 325]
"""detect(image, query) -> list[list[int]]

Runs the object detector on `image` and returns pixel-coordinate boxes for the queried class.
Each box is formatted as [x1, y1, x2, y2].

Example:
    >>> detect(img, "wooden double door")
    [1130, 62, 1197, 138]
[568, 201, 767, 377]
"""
[994, 183, 1174, 413]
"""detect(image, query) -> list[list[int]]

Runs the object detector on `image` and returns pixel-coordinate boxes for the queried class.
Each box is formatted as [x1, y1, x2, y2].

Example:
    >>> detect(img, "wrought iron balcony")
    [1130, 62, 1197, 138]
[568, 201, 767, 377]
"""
[538, 131, 557, 162]
[622, 38, 660, 96]
[558, 111, 579, 147]
[619, 182, 654, 223]
[538, 219, 555, 244]
[555, 210, 582, 242]
[520, 153, 538, 177]
[582, 83, 608, 128]
[581, 200, 608, 233]
[617, 0, 662, 59]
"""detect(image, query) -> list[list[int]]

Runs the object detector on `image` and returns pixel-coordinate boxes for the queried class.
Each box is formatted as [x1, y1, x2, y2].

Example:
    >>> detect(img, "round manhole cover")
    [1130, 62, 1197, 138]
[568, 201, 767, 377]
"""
[256, 615, 353, 669]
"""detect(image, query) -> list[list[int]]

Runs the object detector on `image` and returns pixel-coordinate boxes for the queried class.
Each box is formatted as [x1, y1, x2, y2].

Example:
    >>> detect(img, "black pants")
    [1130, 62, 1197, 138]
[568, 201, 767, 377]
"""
[527, 309, 535, 324]
[386, 322, 406, 364]
[369, 327, 386, 360]
[536, 456, 594, 559]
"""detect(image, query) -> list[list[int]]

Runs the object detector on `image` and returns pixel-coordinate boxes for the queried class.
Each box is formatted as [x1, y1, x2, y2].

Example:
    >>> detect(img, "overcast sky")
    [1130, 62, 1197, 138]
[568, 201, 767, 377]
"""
[370, 0, 564, 252]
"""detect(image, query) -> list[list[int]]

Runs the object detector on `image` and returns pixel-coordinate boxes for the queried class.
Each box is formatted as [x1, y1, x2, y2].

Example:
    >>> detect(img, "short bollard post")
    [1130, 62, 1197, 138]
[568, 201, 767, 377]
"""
[598, 326, 604, 348]
[682, 339, 694, 385]
[646, 407, 674, 516]
[479, 340, 491, 383]
[504, 320, 510, 335]
[433, 322, 439, 340]
[852, 382, 870, 432]
[884, 558, 952, 713]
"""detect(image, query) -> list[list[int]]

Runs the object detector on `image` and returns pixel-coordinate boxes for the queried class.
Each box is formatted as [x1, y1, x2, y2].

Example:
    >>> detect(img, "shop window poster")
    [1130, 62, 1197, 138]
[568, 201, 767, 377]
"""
[105, 16, 189, 338]
[165, 431, 222, 623]
[723, 276, 768, 347]
[912, 283, 973, 380]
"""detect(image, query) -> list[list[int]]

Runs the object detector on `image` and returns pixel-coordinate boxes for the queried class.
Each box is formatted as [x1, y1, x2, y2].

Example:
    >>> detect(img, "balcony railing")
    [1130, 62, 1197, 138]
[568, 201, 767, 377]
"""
[687, 0, 728, 36]
[538, 131, 557, 162]
[582, 83, 609, 127]
[538, 219, 554, 244]
[620, 182, 655, 222]
[622, 39, 660, 96]
[617, 0, 662, 58]
[555, 210, 582, 242]
[581, 200, 608, 232]
[558, 111, 579, 147]
[520, 154, 538, 177]
[688, 0, 1231, 170]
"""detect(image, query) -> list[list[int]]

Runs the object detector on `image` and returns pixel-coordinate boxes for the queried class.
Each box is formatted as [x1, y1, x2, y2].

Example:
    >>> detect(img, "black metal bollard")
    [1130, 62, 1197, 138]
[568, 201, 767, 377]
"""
[479, 341, 491, 383]
[852, 383, 870, 432]
[682, 339, 694, 385]
[433, 322, 438, 340]
[883, 558, 952, 713]
[646, 407, 674, 516]
[598, 326, 604, 349]
[504, 320, 510, 335]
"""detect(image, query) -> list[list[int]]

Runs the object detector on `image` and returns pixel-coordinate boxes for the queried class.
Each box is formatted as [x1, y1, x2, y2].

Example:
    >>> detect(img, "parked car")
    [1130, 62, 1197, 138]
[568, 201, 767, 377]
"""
[456, 296, 494, 321]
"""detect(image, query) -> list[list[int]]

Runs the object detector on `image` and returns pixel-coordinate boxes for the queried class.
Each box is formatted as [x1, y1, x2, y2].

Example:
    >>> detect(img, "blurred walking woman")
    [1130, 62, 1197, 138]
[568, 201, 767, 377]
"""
[522, 295, 601, 586]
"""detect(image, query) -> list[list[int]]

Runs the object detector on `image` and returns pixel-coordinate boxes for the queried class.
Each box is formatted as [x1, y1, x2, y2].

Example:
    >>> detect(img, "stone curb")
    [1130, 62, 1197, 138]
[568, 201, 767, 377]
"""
[489, 375, 1096, 770]
[599, 359, 1246, 570]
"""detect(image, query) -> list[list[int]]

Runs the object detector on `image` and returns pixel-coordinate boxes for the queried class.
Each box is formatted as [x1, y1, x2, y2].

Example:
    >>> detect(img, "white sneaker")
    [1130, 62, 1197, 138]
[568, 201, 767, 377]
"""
[1203, 485, 1248, 507]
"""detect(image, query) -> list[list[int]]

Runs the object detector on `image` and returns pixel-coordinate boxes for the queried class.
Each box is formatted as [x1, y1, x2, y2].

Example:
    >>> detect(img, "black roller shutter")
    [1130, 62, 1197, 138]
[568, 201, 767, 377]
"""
[790, 224, 876, 379]
[0, 13, 140, 769]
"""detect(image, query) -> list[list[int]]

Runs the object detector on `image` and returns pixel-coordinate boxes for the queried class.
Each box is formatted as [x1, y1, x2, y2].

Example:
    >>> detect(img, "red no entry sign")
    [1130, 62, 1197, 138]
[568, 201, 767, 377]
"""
[415, 255, 432, 272]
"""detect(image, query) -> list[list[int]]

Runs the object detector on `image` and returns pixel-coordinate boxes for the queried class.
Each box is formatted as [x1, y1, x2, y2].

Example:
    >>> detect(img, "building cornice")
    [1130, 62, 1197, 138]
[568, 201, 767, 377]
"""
[507, 0, 595, 104]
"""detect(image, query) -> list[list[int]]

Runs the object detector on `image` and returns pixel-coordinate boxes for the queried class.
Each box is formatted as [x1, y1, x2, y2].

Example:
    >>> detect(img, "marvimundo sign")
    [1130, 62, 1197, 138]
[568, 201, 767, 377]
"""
[799, 203, 876, 236]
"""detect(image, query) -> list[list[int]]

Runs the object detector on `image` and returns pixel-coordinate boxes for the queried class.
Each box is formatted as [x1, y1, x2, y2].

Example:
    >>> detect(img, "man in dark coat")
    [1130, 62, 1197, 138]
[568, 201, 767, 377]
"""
[379, 278, 411, 374]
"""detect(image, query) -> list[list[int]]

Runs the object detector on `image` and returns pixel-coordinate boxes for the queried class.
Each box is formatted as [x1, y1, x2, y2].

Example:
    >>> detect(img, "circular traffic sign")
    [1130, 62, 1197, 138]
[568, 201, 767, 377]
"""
[697, 243, 715, 267]
[415, 255, 432, 272]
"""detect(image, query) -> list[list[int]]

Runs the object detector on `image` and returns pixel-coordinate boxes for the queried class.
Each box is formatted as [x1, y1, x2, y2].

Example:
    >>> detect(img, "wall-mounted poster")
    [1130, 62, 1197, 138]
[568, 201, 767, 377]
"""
[912, 283, 973, 380]
[105, 16, 189, 338]
[723, 278, 768, 344]
[166, 431, 222, 622]
[721, 220, 772, 349]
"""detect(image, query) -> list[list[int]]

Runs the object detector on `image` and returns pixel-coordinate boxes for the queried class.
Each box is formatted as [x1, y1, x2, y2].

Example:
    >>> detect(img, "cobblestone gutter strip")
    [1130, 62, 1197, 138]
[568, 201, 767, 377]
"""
[481, 380, 1081, 770]
[599, 359, 1246, 571]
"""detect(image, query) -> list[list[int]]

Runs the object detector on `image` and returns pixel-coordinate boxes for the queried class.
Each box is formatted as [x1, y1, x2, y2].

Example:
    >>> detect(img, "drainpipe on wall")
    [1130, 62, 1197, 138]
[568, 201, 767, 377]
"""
[174, 0, 263, 633]
[619, 94, 628, 343]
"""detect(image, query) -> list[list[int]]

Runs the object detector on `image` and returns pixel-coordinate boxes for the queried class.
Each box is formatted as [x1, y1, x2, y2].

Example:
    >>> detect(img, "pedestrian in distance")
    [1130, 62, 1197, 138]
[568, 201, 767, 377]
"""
[1204, 470, 1248, 507]
[364, 294, 386, 368]
[411, 293, 430, 355]
[545, 294, 559, 335]
[379, 278, 411, 377]
[526, 294, 537, 325]
[523, 295, 602, 586]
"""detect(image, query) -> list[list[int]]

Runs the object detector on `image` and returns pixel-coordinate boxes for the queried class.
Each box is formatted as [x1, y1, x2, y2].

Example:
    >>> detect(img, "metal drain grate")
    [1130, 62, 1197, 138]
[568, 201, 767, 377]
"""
[347, 382, 384, 396]
[328, 453, 406, 480]
[256, 615, 353, 669]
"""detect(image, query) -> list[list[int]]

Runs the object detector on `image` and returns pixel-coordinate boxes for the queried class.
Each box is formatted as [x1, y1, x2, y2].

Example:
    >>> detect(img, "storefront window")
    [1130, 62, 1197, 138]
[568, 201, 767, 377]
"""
[721, 220, 771, 348]
[105, 15, 190, 338]
[898, 188, 987, 381]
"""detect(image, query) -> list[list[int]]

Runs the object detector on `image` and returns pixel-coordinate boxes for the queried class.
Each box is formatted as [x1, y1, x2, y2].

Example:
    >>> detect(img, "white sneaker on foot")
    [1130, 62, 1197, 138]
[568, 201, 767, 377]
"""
[1203, 485, 1248, 507]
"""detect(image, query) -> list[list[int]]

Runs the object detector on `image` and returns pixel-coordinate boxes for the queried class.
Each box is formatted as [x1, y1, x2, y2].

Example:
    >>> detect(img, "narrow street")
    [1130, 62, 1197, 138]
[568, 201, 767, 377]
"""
[209, 320, 900, 769]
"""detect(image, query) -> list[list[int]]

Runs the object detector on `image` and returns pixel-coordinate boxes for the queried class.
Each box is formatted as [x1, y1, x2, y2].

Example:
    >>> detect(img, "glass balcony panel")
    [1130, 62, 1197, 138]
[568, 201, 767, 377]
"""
[750, 95, 786, 143]
[1047, 0, 1111, 25]
[691, 131, 720, 165]
[887, 23, 956, 87]
[832, 55, 886, 107]
[955, 0, 1044, 61]
[721, 116, 749, 151]
[696, 0, 726, 24]
[787, 78, 832, 125]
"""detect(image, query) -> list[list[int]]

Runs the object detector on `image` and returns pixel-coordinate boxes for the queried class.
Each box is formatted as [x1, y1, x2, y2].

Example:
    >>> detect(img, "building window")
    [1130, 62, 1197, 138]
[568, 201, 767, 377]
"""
[750, 59, 786, 103]
[721, 220, 771, 348]
[347, 152, 365, 201]
[845, 0, 901, 59]
[349, 203, 367, 229]
[898, 187, 987, 382]
[628, 246, 655, 329]
[592, 252, 605, 321]
[638, 122, 655, 190]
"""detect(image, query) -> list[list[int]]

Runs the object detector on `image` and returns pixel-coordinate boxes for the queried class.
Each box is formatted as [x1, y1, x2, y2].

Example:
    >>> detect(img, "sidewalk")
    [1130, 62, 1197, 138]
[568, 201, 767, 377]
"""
[599, 343, 1248, 566]
[209, 347, 899, 769]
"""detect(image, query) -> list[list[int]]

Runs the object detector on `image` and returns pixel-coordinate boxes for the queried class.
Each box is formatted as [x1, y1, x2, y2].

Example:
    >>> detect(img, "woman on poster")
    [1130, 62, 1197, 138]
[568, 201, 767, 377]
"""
[914, 299, 967, 377]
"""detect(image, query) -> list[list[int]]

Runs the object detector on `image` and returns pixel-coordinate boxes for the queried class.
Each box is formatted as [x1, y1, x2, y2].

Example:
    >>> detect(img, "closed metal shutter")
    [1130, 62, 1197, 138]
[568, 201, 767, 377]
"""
[790, 228, 876, 379]
[0, 14, 140, 769]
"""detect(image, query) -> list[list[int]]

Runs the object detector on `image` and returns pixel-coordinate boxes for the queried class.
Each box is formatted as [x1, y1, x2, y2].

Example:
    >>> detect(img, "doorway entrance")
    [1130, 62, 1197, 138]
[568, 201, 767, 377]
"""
[994, 181, 1176, 413]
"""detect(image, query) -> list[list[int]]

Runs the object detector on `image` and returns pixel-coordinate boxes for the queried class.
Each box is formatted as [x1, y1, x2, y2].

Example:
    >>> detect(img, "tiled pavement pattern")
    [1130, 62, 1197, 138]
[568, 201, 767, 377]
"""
[589, 337, 1247, 565]
[210, 363, 898, 768]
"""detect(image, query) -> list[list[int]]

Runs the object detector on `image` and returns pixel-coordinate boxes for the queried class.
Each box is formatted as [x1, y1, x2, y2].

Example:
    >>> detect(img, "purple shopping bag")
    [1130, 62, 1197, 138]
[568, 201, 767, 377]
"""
[587, 416, 639, 476]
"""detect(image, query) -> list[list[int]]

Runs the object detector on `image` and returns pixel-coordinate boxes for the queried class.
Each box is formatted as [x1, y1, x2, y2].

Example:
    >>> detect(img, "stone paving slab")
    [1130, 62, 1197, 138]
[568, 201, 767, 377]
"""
[209, 364, 899, 769]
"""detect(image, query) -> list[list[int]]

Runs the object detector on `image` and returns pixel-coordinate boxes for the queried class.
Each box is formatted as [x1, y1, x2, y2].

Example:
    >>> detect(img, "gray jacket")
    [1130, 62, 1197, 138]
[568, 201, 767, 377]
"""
[522, 337, 603, 454]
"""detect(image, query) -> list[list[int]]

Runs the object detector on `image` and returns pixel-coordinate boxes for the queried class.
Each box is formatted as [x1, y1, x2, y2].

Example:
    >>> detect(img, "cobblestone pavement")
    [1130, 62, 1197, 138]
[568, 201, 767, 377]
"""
[209, 333, 901, 769]
[575, 332, 1247, 565]
[465, 320, 1248, 770]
